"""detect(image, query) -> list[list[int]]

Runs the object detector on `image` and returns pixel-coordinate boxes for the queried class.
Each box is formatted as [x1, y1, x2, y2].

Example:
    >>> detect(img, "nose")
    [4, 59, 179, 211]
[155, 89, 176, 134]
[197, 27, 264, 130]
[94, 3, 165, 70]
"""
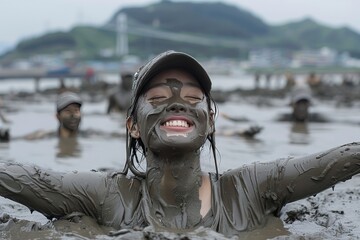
[166, 102, 187, 113]
[70, 111, 81, 118]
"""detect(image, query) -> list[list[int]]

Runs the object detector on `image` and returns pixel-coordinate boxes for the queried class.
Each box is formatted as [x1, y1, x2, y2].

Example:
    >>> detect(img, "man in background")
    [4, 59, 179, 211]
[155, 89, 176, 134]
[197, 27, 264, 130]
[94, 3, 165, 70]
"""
[20, 91, 83, 140]
[277, 85, 328, 123]
[56, 91, 82, 138]
[107, 72, 133, 114]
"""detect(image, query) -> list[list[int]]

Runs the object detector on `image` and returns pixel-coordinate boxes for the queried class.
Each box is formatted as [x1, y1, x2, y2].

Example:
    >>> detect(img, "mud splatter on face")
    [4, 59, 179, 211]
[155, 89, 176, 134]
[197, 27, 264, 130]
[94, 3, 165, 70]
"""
[133, 69, 211, 229]
[58, 104, 81, 132]
[163, 77, 184, 89]
[136, 76, 209, 154]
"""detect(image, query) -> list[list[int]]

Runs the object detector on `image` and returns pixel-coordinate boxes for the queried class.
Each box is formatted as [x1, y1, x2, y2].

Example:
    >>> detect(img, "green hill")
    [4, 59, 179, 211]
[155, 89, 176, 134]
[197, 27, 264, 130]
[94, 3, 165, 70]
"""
[2, 26, 116, 61]
[2, 0, 360, 61]
[110, 0, 269, 38]
[260, 18, 360, 57]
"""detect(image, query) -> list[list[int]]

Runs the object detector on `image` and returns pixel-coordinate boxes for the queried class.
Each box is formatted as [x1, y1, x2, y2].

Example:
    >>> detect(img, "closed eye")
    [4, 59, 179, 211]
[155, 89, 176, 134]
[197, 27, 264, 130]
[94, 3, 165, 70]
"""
[148, 96, 168, 102]
[184, 95, 203, 103]
[181, 85, 204, 103]
[186, 96, 202, 100]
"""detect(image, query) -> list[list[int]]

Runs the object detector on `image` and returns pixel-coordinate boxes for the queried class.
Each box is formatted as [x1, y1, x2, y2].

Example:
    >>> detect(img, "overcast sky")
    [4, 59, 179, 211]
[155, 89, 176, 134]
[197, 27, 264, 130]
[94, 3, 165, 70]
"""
[0, 0, 358, 47]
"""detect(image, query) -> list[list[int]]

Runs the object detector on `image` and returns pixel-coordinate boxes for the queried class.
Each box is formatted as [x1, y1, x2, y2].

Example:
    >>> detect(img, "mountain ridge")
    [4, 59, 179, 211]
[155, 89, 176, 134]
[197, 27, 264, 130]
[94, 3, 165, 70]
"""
[1, 0, 360, 61]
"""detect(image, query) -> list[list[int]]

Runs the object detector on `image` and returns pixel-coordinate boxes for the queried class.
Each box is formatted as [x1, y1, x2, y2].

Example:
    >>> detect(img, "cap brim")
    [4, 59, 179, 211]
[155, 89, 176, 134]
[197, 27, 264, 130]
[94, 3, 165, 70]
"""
[134, 51, 212, 98]
[294, 95, 311, 101]
[56, 92, 83, 112]
[57, 101, 82, 112]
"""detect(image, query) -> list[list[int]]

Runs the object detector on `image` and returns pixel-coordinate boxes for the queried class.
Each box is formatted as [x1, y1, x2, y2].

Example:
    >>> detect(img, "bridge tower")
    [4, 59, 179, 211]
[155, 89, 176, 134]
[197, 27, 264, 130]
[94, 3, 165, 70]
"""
[116, 13, 129, 57]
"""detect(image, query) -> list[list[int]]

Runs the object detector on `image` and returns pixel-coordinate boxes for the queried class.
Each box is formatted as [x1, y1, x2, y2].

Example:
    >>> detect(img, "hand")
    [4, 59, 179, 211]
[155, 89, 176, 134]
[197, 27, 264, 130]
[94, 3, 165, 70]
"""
[242, 125, 263, 137]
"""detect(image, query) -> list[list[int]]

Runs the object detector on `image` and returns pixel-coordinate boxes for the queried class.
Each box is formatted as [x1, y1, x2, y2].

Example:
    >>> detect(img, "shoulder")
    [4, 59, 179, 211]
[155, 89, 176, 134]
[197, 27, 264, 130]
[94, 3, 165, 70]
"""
[217, 160, 287, 185]
[209, 164, 258, 192]
[20, 130, 56, 140]
[276, 113, 292, 122]
[309, 113, 330, 122]
[108, 172, 142, 193]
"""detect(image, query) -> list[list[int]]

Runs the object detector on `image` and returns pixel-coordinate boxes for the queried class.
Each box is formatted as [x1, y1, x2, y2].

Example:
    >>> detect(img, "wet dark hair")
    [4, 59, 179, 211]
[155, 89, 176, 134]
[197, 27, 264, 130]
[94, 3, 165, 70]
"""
[121, 83, 219, 180]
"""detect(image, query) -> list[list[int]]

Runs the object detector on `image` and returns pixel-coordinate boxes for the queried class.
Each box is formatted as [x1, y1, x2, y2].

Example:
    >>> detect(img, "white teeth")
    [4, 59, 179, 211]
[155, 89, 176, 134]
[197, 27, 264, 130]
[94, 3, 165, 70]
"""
[165, 120, 189, 127]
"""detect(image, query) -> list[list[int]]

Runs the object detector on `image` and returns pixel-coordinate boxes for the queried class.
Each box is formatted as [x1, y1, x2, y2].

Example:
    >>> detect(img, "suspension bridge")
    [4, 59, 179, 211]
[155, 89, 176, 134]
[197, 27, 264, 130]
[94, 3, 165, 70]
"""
[103, 13, 250, 56]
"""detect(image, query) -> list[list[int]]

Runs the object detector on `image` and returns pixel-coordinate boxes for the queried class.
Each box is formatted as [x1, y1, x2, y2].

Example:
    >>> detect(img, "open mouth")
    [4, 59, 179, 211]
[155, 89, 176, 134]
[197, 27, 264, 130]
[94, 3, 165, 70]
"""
[160, 117, 193, 132]
[163, 120, 190, 128]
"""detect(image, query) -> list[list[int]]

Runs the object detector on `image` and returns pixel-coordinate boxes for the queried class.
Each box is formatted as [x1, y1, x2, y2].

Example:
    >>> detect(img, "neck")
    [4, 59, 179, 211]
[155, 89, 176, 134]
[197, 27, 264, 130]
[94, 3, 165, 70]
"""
[145, 149, 203, 228]
[58, 127, 78, 138]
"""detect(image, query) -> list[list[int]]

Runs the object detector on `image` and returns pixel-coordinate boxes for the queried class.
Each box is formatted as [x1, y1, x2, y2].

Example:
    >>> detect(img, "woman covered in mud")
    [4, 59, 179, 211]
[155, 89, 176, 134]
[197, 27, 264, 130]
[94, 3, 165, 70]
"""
[0, 50, 359, 238]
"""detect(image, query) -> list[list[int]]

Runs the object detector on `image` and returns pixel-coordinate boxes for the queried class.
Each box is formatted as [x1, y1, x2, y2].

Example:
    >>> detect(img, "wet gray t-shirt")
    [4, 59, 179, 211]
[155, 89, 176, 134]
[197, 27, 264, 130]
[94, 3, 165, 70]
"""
[0, 142, 359, 237]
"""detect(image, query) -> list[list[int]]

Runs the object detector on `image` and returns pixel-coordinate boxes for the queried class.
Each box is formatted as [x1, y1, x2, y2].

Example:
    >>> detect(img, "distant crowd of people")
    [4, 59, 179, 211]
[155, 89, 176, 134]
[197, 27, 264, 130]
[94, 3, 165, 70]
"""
[0, 68, 358, 145]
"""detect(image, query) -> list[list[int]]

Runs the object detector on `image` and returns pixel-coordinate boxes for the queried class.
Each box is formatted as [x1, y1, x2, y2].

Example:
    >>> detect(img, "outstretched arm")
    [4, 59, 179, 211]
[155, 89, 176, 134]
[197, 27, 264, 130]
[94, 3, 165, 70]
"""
[220, 142, 360, 222]
[217, 125, 263, 138]
[254, 142, 360, 210]
[0, 163, 108, 220]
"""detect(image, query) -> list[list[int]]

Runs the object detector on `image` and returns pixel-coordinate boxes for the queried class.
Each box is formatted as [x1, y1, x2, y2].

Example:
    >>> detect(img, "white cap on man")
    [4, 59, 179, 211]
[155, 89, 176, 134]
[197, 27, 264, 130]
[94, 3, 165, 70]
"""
[290, 85, 312, 104]
[56, 92, 82, 112]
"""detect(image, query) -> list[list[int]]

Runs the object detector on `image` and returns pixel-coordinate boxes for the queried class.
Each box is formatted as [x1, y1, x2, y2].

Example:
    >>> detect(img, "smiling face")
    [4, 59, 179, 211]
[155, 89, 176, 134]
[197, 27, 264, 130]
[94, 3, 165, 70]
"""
[128, 69, 213, 154]
[57, 103, 81, 132]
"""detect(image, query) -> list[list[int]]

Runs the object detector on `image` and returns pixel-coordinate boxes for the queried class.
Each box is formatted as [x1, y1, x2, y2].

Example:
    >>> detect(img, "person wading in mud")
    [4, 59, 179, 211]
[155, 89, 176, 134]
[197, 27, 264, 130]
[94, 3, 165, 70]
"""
[17, 91, 125, 142]
[107, 72, 134, 114]
[0, 51, 359, 238]
[18, 91, 83, 140]
[56, 91, 82, 138]
[277, 85, 329, 123]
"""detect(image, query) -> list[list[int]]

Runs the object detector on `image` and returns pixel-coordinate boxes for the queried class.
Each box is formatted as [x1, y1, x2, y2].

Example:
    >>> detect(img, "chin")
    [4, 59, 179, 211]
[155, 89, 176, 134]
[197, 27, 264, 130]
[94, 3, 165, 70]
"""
[152, 144, 202, 154]
[149, 131, 206, 153]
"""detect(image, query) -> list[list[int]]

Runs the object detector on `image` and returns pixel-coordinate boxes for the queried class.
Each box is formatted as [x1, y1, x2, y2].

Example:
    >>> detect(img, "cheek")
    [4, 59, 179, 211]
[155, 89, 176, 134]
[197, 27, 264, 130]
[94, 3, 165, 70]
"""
[195, 102, 211, 121]
[59, 113, 69, 120]
[136, 101, 166, 136]
[200, 106, 213, 133]
[198, 109, 211, 133]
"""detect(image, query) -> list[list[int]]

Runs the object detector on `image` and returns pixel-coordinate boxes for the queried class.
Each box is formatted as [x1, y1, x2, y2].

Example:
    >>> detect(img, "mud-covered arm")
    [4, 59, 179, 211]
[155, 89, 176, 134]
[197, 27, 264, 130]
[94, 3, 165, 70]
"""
[0, 163, 109, 220]
[255, 142, 360, 209]
[217, 142, 360, 230]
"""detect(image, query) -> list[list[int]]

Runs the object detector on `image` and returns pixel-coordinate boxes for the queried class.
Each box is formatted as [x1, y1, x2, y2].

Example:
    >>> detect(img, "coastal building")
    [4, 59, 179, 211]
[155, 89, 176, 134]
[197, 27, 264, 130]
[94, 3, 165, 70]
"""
[248, 47, 356, 68]
[248, 49, 291, 68]
[292, 47, 338, 67]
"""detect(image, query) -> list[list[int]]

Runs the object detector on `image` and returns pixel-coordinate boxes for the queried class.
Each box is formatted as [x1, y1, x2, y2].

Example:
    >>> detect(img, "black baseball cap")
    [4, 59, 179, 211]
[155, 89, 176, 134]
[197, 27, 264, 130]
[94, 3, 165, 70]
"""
[131, 50, 212, 102]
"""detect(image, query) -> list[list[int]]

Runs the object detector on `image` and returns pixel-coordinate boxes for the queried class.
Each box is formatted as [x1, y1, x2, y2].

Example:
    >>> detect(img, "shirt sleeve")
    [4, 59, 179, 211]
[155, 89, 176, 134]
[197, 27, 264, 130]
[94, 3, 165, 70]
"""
[256, 142, 360, 208]
[217, 142, 360, 231]
[0, 163, 109, 221]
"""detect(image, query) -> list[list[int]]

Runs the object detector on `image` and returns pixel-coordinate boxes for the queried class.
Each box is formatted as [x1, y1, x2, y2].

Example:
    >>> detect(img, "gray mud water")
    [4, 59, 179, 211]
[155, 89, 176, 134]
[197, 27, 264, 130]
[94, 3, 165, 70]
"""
[0, 75, 359, 239]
